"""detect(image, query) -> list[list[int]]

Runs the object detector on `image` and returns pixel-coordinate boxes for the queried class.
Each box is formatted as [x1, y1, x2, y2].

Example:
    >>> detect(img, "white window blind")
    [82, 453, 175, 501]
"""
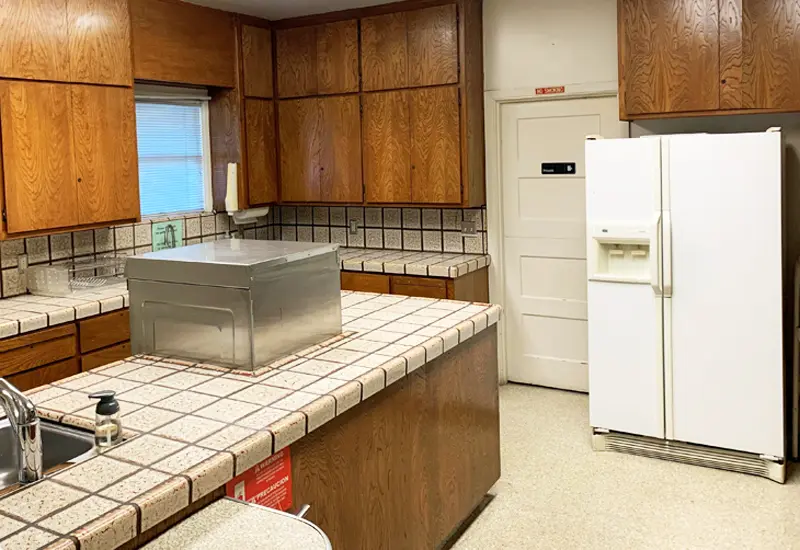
[135, 94, 211, 217]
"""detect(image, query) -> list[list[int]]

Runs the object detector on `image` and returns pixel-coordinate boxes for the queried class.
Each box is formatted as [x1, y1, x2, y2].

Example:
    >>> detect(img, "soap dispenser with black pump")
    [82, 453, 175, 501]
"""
[88, 390, 122, 447]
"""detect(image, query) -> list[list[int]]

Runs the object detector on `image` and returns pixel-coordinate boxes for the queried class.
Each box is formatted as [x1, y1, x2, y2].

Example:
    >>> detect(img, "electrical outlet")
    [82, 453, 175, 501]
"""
[349, 219, 360, 235]
[17, 253, 28, 271]
[460, 220, 477, 235]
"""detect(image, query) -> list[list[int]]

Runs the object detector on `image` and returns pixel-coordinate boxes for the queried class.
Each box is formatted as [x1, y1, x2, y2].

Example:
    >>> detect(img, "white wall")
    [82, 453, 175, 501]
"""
[483, 0, 618, 91]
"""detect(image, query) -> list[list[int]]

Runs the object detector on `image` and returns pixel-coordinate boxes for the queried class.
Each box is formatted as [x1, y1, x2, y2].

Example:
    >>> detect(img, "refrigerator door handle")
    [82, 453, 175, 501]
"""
[650, 212, 662, 296]
[662, 212, 672, 297]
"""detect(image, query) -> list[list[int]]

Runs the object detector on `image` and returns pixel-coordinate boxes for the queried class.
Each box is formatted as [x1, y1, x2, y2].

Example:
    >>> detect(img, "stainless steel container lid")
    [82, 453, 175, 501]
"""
[125, 240, 339, 288]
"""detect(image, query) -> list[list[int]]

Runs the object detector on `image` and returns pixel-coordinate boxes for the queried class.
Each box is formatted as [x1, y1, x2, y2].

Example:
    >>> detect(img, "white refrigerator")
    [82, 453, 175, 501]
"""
[585, 130, 785, 482]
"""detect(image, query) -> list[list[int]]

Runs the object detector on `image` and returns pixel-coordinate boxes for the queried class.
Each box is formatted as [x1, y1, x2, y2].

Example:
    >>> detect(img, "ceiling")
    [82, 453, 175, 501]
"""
[185, 0, 393, 20]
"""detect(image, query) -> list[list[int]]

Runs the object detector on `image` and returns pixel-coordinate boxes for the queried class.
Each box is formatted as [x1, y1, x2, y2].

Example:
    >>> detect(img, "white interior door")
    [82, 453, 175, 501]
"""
[666, 132, 785, 457]
[500, 96, 625, 390]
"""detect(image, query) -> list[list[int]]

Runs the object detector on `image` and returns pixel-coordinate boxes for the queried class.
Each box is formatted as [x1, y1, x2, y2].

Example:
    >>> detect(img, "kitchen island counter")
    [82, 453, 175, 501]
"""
[0, 291, 501, 550]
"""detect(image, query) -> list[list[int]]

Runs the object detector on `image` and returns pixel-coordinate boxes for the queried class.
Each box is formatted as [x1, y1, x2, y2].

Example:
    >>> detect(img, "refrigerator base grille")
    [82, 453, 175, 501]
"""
[592, 430, 786, 483]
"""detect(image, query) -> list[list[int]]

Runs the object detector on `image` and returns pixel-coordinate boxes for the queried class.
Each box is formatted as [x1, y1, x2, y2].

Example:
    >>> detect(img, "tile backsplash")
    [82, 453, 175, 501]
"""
[0, 206, 486, 299]
[273, 206, 488, 254]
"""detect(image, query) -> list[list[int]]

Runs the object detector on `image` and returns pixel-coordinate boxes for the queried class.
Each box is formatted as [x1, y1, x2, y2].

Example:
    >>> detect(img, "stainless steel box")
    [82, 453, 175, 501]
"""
[126, 240, 341, 370]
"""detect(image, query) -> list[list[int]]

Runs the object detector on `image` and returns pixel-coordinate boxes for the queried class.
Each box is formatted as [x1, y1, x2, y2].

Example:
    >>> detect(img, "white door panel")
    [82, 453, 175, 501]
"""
[501, 96, 624, 389]
[588, 282, 663, 438]
[666, 132, 784, 457]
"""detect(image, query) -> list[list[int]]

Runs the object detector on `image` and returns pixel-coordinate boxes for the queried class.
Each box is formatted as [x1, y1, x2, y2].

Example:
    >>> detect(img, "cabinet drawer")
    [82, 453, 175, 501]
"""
[390, 276, 447, 299]
[0, 329, 77, 378]
[341, 272, 391, 294]
[81, 341, 131, 372]
[7, 358, 80, 392]
[79, 309, 130, 353]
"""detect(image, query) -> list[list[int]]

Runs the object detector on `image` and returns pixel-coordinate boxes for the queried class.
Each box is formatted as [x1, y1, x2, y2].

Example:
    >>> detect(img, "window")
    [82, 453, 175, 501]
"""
[135, 86, 212, 217]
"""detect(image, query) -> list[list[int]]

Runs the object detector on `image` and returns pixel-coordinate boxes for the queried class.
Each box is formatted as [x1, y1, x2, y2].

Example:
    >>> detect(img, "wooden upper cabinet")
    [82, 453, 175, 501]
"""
[242, 25, 274, 98]
[619, 0, 720, 117]
[410, 87, 461, 204]
[740, 0, 800, 110]
[131, 0, 235, 87]
[363, 91, 412, 203]
[279, 99, 321, 202]
[407, 5, 459, 87]
[276, 20, 359, 97]
[362, 13, 408, 91]
[0, 82, 79, 233]
[317, 20, 359, 95]
[279, 97, 361, 203]
[276, 26, 318, 97]
[319, 95, 362, 202]
[0, 0, 70, 82]
[361, 6, 458, 91]
[71, 85, 139, 225]
[245, 99, 278, 205]
[68, 0, 133, 86]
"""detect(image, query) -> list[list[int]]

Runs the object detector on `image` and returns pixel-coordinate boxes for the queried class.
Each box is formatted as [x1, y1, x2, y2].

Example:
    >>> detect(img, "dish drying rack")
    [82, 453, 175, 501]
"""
[27, 255, 127, 297]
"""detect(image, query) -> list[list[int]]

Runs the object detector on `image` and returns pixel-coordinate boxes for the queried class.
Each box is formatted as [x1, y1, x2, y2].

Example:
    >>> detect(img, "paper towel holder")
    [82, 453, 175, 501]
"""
[229, 207, 270, 225]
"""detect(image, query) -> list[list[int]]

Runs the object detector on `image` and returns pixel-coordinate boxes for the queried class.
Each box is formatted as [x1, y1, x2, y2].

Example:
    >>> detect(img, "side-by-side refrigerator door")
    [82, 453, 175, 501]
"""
[586, 137, 664, 438]
[665, 131, 784, 458]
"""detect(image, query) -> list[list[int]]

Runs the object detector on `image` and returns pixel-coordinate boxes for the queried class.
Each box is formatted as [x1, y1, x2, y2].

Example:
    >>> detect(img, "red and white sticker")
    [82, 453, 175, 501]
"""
[226, 447, 293, 511]
[535, 86, 565, 95]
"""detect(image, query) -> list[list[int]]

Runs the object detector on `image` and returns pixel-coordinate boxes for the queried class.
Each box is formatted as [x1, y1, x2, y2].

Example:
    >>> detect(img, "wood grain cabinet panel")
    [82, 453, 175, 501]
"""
[67, 0, 132, 86]
[340, 272, 391, 293]
[363, 91, 412, 203]
[78, 309, 130, 353]
[279, 98, 322, 201]
[72, 85, 140, 225]
[619, 0, 720, 116]
[316, 20, 359, 95]
[741, 0, 800, 110]
[276, 26, 318, 97]
[390, 275, 448, 299]
[81, 341, 131, 372]
[0, 81, 79, 233]
[242, 24, 274, 98]
[719, 0, 744, 109]
[320, 95, 363, 202]
[0, 0, 69, 82]
[130, 0, 235, 87]
[361, 12, 408, 91]
[410, 86, 461, 204]
[407, 5, 459, 88]
[245, 99, 278, 205]
[8, 358, 80, 392]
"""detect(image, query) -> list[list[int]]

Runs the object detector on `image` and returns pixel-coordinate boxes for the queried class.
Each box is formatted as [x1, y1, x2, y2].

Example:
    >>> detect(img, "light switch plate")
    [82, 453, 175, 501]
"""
[461, 220, 477, 235]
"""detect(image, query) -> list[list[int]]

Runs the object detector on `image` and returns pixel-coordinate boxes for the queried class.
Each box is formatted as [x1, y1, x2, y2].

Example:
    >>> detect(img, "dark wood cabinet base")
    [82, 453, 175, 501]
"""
[341, 266, 490, 302]
[290, 326, 500, 549]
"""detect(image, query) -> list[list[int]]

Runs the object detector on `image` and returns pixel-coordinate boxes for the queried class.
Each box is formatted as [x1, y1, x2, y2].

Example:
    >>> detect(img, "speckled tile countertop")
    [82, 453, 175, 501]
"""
[0, 291, 501, 550]
[0, 283, 129, 340]
[338, 248, 490, 278]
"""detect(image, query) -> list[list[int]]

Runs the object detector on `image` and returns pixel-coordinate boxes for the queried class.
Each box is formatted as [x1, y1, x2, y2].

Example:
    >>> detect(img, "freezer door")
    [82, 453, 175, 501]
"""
[586, 137, 665, 438]
[666, 131, 784, 457]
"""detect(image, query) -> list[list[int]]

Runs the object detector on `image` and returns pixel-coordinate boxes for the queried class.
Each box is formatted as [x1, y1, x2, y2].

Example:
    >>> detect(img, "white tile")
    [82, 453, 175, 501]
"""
[358, 369, 385, 399]
[328, 365, 371, 381]
[423, 337, 443, 361]
[402, 347, 426, 373]
[440, 328, 460, 352]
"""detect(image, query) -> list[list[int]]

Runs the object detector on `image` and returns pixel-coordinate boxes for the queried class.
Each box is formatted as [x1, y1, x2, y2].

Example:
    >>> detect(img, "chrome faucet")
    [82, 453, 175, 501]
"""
[0, 379, 42, 483]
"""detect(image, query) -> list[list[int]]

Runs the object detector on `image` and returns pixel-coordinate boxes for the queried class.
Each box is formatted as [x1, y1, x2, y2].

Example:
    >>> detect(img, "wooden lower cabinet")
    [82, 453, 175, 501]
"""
[341, 267, 489, 302]
[81, 341, 131, 372]
[8, 358, 80, 392]
[79, 309, 130, 353]
[290, 326, 500, 549]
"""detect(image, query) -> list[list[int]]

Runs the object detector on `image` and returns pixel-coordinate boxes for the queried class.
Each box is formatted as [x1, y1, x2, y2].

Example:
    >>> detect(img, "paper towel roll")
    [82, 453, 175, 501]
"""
[224, 163, 239, 212]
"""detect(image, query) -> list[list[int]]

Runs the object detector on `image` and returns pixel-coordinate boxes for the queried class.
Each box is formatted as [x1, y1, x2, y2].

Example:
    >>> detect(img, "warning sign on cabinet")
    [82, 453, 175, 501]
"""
[225, 448, 293, 511]
[535, 86, 565, 95]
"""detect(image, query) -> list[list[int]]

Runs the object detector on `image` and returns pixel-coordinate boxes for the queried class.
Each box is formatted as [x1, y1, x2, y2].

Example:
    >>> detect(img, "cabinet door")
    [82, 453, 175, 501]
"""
[242, 25, 274, 98]
[245, 99, 278, 205]
[619, 0, 719, 116]
[68, 0, 132, 86]
[276, 26, 318, 97]
[741, 0, 800, 110]
[279, 99, 321, 201]
[362, 13, 409, 91]
[407, 5, 459, 87]
[317, 20, 359, 95]
[319, 96, 362, 203]
[71, 85, 139, 225]
[410, 87, 461, 204]
[0, 81, 79, 233]
[0, 0, 69, 82]
[363, 91, 411, 203]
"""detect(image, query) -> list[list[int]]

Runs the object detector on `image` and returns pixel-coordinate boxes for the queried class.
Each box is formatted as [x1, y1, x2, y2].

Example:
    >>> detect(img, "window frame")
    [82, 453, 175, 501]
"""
[134, 85, 214, 219]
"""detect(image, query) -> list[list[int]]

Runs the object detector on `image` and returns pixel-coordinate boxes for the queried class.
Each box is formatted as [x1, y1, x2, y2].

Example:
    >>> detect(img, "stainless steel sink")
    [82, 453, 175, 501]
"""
[0, 418, 95, 490]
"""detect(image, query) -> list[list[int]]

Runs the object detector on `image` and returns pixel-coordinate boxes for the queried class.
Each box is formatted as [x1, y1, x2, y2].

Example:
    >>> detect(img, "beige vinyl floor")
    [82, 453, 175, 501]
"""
[451, 384, 800, 550]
